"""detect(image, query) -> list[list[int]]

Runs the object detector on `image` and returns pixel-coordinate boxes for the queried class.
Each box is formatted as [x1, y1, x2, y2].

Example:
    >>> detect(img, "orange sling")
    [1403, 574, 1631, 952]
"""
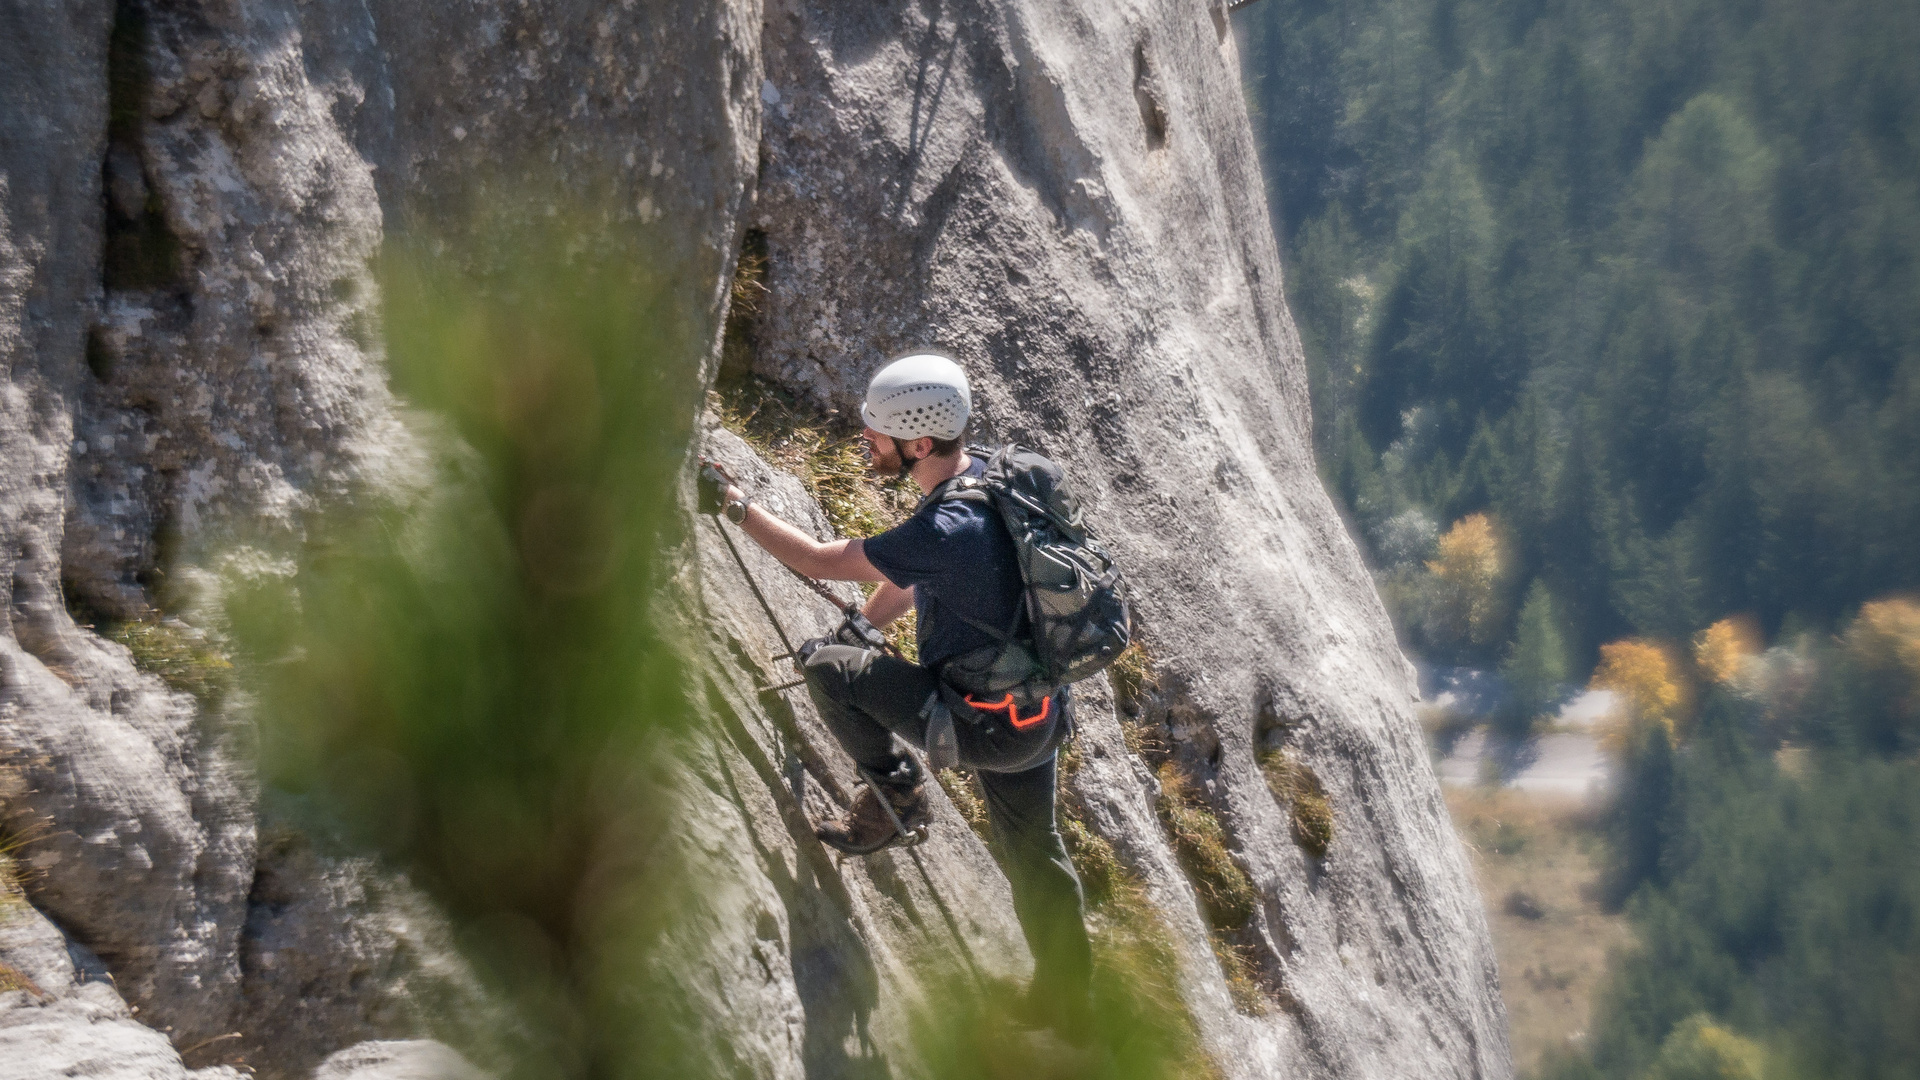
[963, 693, 1053, 731]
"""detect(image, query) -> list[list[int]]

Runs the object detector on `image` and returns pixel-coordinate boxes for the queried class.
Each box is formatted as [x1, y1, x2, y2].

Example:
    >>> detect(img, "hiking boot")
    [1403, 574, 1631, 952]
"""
[816, 761, 930, 855]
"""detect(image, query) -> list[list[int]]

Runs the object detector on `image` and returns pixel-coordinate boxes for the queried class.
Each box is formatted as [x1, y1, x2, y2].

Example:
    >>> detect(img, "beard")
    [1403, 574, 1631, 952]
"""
[865, 436, 913, 479]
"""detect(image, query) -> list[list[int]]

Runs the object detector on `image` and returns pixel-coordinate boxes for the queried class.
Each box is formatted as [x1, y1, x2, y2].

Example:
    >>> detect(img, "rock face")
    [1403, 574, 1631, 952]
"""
[1, 861, 243, 1079]
[0, 0, 1510, 1077]
[1, 0, 261, 1056]
[310, 1040, 486, 1080]
[735, 2, 1511, 1077]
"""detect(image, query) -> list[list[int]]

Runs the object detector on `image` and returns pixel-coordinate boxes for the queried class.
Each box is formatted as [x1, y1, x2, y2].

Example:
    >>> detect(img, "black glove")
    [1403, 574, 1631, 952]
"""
[835, 611, 889, 651]
[697, 460, 729, 515]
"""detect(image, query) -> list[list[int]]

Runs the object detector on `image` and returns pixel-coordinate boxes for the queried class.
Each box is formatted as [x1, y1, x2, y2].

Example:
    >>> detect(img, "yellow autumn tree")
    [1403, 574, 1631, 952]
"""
[1842, 595, 1920, 725]
[1591, 638, 1693, 752]
[1425, 513, 1514, 649]
[1646, 1015, 1768, 1080]
[1693, 614, 1764, 686]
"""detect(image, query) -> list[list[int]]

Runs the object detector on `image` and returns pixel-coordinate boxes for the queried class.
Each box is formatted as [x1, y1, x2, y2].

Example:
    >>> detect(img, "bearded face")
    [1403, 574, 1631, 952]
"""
[861, 428, 918, 479]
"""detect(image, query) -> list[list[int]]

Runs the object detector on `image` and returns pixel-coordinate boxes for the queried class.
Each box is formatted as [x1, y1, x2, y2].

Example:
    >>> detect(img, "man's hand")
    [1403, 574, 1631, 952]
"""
[701, 455, 886, 583]
[698, 459, 736, 515]
[835, 610, 889, 651]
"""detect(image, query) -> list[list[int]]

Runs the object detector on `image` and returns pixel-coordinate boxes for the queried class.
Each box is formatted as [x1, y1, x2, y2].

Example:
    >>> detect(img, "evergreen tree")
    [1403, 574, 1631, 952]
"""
[1233, 0, 1920, 656]
[1231, 2, 1920, 1073]
[1494, 579, 1571, 744]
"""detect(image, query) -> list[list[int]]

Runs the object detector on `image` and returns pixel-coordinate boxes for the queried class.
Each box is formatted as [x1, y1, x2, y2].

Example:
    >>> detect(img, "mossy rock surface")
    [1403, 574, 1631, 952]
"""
[1155, 763, 1256, 930]
[1261, 750, 1334, 859]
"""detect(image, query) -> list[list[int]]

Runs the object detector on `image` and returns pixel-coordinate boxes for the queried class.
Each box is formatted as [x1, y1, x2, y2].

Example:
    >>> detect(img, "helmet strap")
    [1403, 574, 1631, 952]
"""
[895, 439, 925, 480]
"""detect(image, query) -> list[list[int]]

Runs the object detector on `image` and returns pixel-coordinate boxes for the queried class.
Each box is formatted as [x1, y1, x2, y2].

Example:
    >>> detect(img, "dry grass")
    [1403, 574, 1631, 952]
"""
[711, 371, 911, 541]
[0, 853, 23, 909]
[937, 767, 991, 842]
[108, 618, 232, 707]
[1153, 763, 1255, 931]
[0, 958, 47, 999]
[1444, 787, 1633, 1076]
[1052, 724, 1219, 1076]
[1152, 765, 1269, 1016]
[0, 762, 46, 906]
[1119, 714, 1165, 761]
[1210, 937, 1269, 1016]
[1259, 749, 1334, 858]
[0, 844, 50, 1003]
[1102, 643, 1268, 1015]
[1108, 642, 1160, 716]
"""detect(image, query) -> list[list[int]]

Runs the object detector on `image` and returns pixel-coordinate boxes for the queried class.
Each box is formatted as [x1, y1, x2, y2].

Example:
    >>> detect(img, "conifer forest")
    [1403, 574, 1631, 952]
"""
[1235, 0, 1919, 1074]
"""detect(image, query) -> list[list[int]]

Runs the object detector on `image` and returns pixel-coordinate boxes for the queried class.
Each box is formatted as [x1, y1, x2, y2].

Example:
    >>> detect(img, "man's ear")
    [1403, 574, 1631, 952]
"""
[909, 436, 936, 459]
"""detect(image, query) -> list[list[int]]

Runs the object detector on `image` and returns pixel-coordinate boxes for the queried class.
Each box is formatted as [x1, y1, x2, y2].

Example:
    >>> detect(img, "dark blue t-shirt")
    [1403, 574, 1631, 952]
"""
[863, 456, 1025, 669]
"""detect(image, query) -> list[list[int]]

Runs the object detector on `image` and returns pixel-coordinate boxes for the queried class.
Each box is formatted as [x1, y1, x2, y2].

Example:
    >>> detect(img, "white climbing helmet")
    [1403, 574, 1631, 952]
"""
[860, 351, 971, 441]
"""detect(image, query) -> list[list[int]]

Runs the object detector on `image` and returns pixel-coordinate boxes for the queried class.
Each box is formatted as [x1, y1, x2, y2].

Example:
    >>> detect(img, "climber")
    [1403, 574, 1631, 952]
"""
[699, 351, 1095, 1040]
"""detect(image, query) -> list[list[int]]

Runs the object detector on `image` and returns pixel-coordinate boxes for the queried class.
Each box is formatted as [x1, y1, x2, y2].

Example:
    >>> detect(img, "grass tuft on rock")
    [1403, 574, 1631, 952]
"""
[936, 767, 991, 842]
[0, 855, 23, 909]
[1107, 646, 1275, 1015]
[1150, 761, 1269, 1014]
[711, 371, 913, 544]
[1259, 749, 1334, 858]
[1154, 762, 1256, 930]
[108, 618, 232, 708]
[0, 958, 47, 999]
[1211, 937, 1269, 1016]
[1108, 641, 1160, 716]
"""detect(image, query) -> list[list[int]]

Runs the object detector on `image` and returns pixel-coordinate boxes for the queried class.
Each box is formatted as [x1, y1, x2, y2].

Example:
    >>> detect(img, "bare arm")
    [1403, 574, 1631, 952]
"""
[728, 484, 887, 583]
[861, 581, 916, 628]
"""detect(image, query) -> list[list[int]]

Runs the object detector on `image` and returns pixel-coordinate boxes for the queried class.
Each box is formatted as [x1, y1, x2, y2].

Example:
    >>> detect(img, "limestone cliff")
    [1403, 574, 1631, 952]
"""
[736, 4, 1509, 1077]
[0, 0, 1509, 1076]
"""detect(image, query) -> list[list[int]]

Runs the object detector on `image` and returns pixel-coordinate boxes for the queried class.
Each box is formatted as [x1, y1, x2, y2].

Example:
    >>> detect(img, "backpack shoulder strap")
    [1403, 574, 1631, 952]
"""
[916, 473, 993, 515]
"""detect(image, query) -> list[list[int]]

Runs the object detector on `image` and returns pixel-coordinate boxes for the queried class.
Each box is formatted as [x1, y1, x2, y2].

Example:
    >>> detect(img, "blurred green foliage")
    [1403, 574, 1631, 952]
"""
[1237, 0, 1920, 669]
[229, 213, 710, 1079]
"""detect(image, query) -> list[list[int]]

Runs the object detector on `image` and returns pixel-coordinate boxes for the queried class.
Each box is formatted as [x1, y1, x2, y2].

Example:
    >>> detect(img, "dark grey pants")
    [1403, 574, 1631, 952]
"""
[803, 644, 1094, 1015]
